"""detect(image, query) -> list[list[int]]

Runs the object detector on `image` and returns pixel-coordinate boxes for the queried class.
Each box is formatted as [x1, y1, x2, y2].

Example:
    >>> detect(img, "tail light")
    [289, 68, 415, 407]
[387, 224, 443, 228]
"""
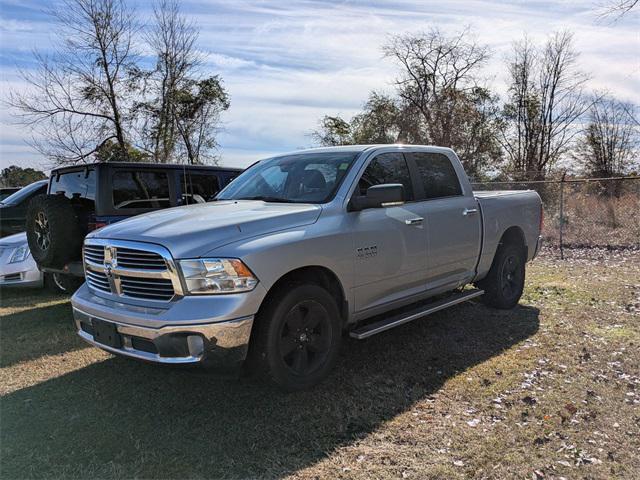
[88, 221, 108, 232]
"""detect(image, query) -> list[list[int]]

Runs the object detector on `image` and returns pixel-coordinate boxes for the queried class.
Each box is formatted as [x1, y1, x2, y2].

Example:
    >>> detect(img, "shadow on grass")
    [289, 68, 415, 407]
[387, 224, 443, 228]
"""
[0, 286, 69, 310]
[0, 302, 85, 368]
[1, 302, 539, 479]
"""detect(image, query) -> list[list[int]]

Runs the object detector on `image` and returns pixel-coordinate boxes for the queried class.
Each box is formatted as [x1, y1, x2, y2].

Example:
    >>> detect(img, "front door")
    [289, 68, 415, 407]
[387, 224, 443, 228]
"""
[348, 152, 428, 313]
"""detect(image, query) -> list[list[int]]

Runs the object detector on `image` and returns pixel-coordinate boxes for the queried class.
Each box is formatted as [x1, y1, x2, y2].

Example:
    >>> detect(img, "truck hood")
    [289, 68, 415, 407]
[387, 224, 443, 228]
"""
[89, 200, 322, 259]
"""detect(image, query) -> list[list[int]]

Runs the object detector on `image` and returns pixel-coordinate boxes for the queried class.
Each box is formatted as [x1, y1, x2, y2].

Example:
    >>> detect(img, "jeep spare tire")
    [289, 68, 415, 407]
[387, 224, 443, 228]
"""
[26, 194, 82, 268]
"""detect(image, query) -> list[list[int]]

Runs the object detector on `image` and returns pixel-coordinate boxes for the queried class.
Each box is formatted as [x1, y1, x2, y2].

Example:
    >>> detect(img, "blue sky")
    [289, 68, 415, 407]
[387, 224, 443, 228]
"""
[0, 0, 638, 172]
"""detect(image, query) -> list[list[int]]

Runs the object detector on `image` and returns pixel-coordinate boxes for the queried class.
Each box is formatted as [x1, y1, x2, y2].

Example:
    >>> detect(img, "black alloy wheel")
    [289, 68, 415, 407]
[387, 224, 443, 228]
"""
[248, 283, 342, 391]
[279, 300, 332, 376]
[500, 253, 523, 303]
[476, 242, 526, 309]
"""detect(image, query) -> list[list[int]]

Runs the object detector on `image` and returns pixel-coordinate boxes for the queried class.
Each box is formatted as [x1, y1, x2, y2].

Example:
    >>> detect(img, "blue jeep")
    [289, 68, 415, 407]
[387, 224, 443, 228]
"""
[26, 162, 241, 291]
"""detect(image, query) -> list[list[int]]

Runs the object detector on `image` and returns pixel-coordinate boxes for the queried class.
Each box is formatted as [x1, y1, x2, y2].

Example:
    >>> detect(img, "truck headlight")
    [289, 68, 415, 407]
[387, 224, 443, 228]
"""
[9, 244, 30, 264]
[177, 258, 258, 294]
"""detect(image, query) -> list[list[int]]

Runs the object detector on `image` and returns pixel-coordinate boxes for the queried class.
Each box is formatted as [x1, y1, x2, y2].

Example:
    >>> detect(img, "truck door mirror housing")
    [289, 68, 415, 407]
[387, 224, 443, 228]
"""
[349, 183, 405, 211]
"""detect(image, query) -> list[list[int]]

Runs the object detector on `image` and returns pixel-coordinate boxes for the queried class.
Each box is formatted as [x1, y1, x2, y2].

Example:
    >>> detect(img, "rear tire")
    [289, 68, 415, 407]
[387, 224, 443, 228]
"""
[476, 243, 526, 309]
[26, 195, 81, 268]
[248, 284, 342, 391]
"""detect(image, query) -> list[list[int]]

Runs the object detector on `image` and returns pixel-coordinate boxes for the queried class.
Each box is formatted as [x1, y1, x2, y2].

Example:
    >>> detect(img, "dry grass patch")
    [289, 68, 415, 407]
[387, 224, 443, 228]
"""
[1, 249, 639, 479]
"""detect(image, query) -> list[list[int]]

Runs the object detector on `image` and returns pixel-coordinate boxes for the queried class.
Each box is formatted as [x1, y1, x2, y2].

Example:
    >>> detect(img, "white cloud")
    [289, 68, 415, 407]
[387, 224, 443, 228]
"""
[1, 0, 638, 171]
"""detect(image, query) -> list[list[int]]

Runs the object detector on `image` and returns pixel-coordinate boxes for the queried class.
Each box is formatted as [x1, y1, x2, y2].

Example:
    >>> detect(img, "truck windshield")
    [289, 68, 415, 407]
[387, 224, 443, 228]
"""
[216, 152, 359, 204]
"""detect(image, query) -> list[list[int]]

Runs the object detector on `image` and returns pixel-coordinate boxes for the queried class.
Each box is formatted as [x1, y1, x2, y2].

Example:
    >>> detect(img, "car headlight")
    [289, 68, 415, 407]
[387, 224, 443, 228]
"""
[9, 244, 30, 264]
[177, 258, 258, 294]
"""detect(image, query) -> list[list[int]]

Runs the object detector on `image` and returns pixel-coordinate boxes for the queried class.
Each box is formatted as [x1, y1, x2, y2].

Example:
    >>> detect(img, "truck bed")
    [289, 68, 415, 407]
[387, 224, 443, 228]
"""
[472, 189, 542, 278]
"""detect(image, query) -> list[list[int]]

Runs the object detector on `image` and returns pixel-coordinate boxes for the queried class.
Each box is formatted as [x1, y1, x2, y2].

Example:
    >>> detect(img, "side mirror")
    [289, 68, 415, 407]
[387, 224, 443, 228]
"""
[349, 183, 405, 211]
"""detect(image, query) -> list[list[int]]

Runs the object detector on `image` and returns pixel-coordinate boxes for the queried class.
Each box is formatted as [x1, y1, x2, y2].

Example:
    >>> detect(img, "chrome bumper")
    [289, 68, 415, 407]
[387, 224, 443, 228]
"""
[73, 307, 253, 368]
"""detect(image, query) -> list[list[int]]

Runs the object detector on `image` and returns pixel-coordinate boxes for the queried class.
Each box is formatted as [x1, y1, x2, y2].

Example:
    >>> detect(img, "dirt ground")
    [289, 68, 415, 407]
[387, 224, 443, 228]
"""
[1, 248, 639, 479]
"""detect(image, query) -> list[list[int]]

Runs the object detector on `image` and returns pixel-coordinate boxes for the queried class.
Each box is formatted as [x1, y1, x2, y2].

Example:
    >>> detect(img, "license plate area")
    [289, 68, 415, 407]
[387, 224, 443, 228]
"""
[92, 319, 122, 348]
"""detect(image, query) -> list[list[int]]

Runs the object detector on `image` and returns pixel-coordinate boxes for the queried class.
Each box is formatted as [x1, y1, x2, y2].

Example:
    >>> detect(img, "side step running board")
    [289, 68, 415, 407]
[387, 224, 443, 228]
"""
[349, 289, 484, 340]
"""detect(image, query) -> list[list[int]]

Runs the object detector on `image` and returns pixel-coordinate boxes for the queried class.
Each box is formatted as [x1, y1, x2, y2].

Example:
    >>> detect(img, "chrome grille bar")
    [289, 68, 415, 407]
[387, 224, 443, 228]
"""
[84, 244, 105, 264]
[83, 239, 182, 301]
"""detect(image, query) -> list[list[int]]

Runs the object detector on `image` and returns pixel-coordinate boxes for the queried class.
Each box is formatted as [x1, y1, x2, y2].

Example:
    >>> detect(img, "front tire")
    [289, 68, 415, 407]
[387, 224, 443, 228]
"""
[248, 284, 342, 391]
[476, 243, 526, 309]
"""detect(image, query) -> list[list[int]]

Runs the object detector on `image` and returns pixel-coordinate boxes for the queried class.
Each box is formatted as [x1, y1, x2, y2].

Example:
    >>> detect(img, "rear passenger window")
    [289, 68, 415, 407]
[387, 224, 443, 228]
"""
[358, 153, 413, 201]
[112, 171, 171, 209]
[180, 173, 221, 204]
[410, 152, 462, 199]
[51, 169, 96, 201]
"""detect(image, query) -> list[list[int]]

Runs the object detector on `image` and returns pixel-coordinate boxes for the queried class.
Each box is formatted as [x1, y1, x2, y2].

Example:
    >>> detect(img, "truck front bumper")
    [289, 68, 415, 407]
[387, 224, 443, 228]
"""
[71, 283, 264, 369]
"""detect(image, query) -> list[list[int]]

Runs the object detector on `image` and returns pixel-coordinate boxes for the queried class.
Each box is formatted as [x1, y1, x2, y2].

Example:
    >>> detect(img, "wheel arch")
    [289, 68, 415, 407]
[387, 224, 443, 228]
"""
[498, 226, 528, 259]
[257, 265, 348, 325]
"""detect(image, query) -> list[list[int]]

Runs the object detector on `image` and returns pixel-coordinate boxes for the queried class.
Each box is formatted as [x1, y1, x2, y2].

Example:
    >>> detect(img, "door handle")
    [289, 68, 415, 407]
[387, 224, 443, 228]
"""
[462, 208, 478, 216]
[405, 217, 424, 225]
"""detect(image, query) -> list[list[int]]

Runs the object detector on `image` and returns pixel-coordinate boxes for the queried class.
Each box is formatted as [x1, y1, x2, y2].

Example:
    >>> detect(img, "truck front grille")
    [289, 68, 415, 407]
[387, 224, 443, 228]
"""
[84, 244, 105, 264]
[83, 240, 181, 302]
[114, 247, 166, 270]
[85, 270, 111, 293]
[120, 277, 175, 301]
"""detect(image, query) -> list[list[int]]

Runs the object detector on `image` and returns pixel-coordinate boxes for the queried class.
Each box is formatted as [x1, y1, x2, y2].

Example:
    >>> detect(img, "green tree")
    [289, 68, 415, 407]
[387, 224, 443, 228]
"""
[0, 166, 47, 187]
[94, 139, 150, 163]
[172, 76, 230, 164]
[312, 29, 502, 178]
[311, 115, 353, 146]
[137, 0, 229, 164]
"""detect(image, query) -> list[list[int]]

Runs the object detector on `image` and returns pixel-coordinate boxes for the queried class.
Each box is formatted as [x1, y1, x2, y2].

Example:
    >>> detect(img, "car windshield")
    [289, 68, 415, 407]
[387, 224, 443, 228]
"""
[0, 181, 47, 205]
[216, 152, 359, 204]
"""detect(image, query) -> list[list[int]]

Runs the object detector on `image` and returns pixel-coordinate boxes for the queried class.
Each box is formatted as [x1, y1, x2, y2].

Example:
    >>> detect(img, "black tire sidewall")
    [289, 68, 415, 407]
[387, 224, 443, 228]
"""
[253, 284, 342, 391]
[478, 243, 526, 309]
[26, 195, 81, 268]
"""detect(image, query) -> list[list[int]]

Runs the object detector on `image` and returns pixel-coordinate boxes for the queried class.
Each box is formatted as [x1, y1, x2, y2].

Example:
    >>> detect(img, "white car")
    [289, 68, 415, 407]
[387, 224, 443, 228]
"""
[0, 232, 44, 288]
[0, 232, 84, 292]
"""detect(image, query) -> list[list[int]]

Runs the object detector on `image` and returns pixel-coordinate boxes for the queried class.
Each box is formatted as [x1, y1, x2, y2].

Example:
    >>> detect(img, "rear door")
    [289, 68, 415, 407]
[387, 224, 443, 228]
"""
[406, 151, 481, 290]
[348, 152, 428, 313]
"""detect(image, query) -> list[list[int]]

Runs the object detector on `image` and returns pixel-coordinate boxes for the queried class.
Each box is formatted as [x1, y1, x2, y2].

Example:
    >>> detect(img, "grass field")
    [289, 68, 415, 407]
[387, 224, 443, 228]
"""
[1, 249, 639, 479]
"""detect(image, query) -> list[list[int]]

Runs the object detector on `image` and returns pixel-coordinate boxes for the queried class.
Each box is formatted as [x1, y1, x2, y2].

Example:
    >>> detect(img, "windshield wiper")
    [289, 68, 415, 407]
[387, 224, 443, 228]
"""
[235, 196, 297, 203]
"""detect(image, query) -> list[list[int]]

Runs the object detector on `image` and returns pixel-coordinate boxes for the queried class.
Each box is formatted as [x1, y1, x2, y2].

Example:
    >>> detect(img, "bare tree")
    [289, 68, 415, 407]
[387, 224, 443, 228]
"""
[9, 0, 138, 164]
[138, 0, 200, 162]
[383, 28, 490, 148]
[381, 28, 501, 176]
[500, 32, 591, 179]
[598, 0, 639, 20]
[574, 95, 638, 177]
[135, 0, 228, 164]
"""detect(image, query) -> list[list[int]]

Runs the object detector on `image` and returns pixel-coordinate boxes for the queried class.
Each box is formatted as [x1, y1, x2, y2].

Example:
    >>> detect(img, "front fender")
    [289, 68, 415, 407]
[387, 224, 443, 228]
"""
[204, 219, 354, 305]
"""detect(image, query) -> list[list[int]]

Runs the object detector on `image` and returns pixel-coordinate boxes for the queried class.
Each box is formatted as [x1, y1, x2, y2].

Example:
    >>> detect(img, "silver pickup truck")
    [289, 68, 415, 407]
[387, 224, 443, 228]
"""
[71, 145, 542, 390]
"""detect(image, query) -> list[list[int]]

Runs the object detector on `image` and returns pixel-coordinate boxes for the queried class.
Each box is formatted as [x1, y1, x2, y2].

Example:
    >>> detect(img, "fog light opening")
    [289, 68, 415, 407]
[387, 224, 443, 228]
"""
[187, 335, 205, 357]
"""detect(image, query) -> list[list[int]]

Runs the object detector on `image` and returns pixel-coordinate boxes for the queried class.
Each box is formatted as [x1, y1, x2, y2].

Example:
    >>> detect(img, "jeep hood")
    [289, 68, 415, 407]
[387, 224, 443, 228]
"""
[90, 200, 322, 259]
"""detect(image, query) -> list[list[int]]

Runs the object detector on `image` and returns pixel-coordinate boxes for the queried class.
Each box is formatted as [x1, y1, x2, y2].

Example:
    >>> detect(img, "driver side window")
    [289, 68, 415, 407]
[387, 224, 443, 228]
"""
[357, 153, 413, 200]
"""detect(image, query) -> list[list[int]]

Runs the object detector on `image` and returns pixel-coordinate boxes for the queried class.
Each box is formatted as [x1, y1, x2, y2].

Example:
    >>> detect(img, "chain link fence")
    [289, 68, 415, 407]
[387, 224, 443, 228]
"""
[472, 176, 640, 256]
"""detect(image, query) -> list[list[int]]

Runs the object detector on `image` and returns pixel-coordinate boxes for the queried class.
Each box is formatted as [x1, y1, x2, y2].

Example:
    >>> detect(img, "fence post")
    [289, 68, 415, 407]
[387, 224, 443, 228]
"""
[559, 172, 566, 259]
